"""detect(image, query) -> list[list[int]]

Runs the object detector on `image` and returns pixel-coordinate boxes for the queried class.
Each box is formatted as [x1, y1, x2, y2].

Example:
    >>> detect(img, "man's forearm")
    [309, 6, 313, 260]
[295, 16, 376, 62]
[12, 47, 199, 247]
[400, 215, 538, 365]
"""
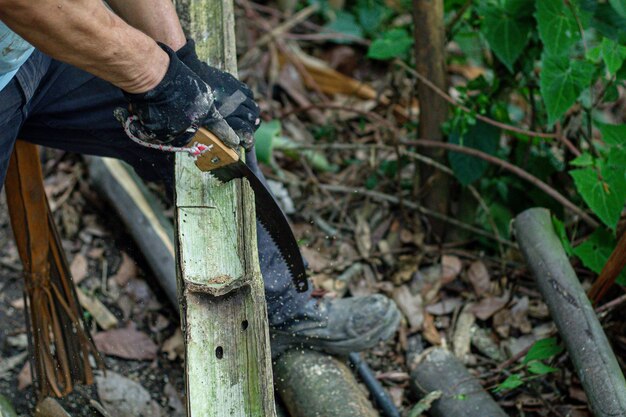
[106, 0, 186, 51]
[0, 0, 169, 93]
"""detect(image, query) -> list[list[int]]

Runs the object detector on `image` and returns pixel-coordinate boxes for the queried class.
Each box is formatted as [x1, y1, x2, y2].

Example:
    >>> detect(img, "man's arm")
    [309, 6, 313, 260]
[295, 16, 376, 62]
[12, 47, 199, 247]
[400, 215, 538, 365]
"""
[105, 0, 186, 51]
[0, 0, 169, 93]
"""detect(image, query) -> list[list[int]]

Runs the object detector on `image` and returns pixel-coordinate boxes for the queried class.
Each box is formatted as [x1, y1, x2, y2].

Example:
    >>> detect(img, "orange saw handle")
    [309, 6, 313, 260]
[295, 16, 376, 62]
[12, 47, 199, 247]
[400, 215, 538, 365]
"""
[190, 127, 240, 171]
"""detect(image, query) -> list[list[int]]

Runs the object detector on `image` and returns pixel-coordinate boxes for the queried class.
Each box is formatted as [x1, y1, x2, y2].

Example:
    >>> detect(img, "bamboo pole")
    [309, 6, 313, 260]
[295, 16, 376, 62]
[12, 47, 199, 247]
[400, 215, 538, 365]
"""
[173, 0, 276, 415]
[514, 208, 626, 417]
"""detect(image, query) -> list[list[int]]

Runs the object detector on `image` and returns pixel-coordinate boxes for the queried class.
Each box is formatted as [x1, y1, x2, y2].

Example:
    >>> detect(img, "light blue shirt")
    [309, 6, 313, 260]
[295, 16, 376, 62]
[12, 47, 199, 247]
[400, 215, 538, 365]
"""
[0, 21, 35, 91]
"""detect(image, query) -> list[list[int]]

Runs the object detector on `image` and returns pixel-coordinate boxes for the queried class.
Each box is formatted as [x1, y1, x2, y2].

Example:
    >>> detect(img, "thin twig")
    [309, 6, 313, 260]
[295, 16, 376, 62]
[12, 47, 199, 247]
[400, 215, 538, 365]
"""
[283, 32, 370, 45]
[596, 293, 626, 313]
[395, 60, 568, 140]
[295, 140, 597, 228]
[402, 139, 599, 228]
[319, 183, 516, 247]
[445, 0, 473, 35]
[240, 0, 328, 101]
[250, 4, 319, 50]
[566, 0, 588, 54]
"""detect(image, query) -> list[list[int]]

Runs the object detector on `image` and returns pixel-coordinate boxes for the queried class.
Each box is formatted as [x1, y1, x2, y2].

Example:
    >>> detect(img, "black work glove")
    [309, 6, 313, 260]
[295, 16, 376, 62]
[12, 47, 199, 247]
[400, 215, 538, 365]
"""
[114, 42, 239, 148]
[176, 39, 260, 150]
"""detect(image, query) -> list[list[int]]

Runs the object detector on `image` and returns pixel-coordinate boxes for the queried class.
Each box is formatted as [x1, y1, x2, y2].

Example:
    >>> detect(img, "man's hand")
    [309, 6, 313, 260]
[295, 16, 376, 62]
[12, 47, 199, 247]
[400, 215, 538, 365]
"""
[114, 43, 239, 147]
[176, 39, 260, 150]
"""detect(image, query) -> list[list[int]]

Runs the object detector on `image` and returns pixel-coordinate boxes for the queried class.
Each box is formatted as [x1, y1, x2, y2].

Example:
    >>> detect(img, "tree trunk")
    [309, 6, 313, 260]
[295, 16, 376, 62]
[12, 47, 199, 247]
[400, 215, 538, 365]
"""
[412, 0, 449, 239]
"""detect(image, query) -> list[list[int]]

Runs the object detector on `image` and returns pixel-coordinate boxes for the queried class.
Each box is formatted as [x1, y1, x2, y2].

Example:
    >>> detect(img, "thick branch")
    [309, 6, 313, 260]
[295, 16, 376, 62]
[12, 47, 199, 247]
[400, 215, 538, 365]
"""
[514, 208, 626, 417]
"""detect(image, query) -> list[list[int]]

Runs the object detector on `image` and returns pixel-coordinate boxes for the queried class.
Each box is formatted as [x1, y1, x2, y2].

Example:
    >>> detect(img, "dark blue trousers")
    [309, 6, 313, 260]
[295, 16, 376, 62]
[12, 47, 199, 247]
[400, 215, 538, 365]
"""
[0, 51, 310, 326]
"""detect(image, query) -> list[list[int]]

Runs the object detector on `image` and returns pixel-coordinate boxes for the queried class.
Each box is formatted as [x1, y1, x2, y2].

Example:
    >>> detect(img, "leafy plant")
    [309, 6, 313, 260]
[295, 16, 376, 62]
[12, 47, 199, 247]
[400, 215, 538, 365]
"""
[494, 337, 564, 393]
[441, 0, 626, 268]
[303, 0, 626, 277]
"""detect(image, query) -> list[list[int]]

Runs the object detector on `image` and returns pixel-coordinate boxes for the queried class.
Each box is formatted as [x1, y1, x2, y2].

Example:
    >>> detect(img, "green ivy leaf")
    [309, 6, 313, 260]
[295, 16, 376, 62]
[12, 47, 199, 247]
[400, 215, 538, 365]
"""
[570, 152, 594, 167]
[540, 54, 595, 125]
[536, 0, 580, 54]
[586, 45, 602, 62]
[254, 120, 281, 165]
[609, 0, 626, 17]
[573, 228, 617, 272]
[570, 147, 626, 230]
[597, 122, 626, 146]
[325, 11, 364, 41]
[551, 216, 574, 256]
[493, 374, 524, 392]
[479, 0, 533, 71]
[356, 0, 390, 35]
[527, 361, 560, 375]
[367, 28, 413, 60]
[601, 37, 626, 75]
[523, 338, 564, 364]
[448, 120, 500, 185]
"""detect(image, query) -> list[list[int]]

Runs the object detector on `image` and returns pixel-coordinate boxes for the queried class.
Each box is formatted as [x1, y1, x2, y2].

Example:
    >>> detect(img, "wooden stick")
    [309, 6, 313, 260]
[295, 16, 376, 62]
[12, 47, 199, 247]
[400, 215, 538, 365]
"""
[514, 208, 626, 416]
[408, 347, 507, 417]
[274, 350, 378, 417]
[86, 157, 177, 305]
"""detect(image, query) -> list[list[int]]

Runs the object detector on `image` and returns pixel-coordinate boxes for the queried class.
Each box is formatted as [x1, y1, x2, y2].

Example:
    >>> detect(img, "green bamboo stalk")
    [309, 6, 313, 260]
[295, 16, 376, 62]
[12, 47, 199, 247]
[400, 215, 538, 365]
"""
[174, 0, 276, 415]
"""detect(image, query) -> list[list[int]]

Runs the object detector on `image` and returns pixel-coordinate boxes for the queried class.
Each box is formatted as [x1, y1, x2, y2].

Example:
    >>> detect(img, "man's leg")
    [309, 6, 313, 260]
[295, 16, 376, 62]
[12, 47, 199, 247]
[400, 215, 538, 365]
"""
[19, 54, 400, 355]
[0, 52, 52, 191]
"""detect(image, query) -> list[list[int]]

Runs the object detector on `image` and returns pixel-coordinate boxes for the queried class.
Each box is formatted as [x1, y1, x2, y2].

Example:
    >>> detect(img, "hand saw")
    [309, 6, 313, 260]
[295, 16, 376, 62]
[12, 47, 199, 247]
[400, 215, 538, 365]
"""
[190, 127, 309, 293]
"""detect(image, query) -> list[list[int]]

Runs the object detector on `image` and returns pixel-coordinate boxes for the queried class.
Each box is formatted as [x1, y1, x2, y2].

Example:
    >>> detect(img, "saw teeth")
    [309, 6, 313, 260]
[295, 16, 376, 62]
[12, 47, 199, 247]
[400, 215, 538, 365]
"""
[257, 220, 309, 293]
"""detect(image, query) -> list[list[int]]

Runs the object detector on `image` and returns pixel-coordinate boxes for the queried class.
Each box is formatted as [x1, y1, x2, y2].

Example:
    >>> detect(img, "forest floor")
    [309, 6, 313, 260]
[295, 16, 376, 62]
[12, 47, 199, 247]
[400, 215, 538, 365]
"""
[1, 2, 625, 416]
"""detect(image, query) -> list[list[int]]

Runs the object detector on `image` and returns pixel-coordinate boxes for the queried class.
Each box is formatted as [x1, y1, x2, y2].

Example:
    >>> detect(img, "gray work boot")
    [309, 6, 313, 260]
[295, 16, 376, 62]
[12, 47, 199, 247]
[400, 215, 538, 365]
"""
[270, 294, 401, 357]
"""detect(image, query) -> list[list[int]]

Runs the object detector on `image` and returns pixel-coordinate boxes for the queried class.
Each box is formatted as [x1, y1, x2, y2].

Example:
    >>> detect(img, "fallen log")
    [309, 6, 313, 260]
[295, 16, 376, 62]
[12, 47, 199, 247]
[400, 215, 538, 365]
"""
[86, 157, 177, 305]
[408, 346, 507, 417]
[514, 208, 626, 417]
[274, 350, 379, 417]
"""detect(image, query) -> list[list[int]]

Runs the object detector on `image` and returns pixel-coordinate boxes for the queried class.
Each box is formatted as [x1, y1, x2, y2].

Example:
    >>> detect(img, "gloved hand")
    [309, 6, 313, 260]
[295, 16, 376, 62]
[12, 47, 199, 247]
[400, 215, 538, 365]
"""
[176, 39, 260, 150]
[114, 42, 239, 148]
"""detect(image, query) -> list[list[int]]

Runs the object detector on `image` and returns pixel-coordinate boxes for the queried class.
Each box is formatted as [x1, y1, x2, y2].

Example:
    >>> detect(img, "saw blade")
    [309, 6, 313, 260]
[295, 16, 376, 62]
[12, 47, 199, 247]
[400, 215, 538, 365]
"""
[211, 162, 309, 293]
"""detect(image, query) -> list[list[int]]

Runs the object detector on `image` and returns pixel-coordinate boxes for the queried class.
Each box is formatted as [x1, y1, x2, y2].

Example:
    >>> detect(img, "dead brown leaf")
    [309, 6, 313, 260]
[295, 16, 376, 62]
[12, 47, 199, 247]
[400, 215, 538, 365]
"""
[301, 247, 331, 273]
[164, 381, 185, 417]
[470, 291, 510, 320]
[149, 314, 170, 334]
[388, 386, 404, 408]
[441, 255, 462, 284]
[453, 307, 476, 361]
[492, 309, 511, 338]
[355, 214, 372, 258]
[17, 362, 31, 390]
[112, 252, 137, 287]
[510, 296, 532, 334]
[391, 259, 417, 285]
[70, 253, 88, 284]
[467, 260, 490, 297]
[87, 247, 105, 259]
[162, 328, 184, 361]
[425, 297, 463, 316]
[96, 371, 163, 417]
[422, 313, 441, 346]
[34, 398, 71, 417]
[392, 285, 424, 330]
[9, 298, 24, 310]
[93, 324, 158, 360]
